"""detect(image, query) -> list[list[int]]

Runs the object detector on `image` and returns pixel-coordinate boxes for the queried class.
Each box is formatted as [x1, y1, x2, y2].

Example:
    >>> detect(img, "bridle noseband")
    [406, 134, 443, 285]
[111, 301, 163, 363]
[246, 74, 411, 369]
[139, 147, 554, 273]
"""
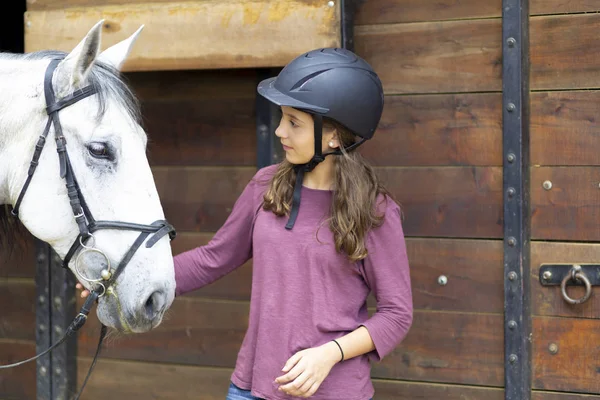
[1, 58, 176, 399]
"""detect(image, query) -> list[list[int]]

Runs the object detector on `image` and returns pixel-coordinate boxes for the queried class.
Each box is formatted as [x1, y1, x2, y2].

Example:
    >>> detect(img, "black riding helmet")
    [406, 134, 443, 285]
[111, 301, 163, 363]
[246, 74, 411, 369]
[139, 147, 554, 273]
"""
[257, 47, 384, 229]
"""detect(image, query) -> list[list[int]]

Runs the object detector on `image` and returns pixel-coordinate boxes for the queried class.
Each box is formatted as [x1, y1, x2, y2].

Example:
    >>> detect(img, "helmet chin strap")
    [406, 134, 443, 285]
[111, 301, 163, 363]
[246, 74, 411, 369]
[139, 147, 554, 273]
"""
[285, 115, 363, 230]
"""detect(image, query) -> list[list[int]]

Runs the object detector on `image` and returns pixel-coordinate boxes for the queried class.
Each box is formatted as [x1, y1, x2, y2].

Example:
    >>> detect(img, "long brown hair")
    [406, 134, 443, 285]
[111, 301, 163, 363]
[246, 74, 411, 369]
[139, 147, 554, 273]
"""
[262, 118, 397, 262]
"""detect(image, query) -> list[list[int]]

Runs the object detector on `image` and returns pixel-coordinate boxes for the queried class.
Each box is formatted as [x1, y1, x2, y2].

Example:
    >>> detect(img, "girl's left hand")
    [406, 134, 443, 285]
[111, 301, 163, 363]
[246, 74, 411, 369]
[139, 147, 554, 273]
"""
[275, 341, 342, 398]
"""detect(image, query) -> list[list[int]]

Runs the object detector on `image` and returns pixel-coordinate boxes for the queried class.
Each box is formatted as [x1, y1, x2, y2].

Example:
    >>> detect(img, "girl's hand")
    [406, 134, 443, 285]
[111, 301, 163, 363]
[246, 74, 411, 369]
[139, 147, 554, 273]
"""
[75, 283, 90, 298]
[274, 341, 342, 398]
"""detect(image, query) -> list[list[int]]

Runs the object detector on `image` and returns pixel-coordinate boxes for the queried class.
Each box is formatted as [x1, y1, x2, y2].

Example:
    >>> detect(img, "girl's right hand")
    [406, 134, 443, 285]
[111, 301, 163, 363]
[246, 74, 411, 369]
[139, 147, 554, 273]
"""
[75, 283, 91, 298]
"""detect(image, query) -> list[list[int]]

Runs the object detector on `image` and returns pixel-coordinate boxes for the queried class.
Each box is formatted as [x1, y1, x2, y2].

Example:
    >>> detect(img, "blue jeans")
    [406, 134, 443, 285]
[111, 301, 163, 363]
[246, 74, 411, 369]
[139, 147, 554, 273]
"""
[225, 382, 373, 400]
[226, 382, 264, 400]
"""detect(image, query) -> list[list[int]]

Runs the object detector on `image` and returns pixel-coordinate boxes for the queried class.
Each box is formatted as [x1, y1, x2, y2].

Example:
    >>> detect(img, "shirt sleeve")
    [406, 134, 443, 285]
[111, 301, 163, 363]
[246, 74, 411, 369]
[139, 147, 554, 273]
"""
[360, 197, 413, 361]
[173, 167, 271, 297]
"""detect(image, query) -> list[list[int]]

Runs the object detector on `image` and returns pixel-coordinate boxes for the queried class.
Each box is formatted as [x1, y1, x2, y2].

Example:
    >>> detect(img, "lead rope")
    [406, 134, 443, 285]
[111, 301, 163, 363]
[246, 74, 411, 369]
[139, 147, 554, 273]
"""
[72, 324, 107, 400]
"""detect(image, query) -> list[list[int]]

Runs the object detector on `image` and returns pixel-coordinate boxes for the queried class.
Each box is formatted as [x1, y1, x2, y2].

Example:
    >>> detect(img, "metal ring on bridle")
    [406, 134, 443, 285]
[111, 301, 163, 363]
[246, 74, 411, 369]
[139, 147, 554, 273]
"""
[75, 234, 112, 297]
[560, 265, 592, 305]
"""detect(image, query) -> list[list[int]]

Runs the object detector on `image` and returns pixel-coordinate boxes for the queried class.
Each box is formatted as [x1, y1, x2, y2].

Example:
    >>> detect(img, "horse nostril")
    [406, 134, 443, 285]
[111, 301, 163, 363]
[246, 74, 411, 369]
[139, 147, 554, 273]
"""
[143, 290, 166, 320]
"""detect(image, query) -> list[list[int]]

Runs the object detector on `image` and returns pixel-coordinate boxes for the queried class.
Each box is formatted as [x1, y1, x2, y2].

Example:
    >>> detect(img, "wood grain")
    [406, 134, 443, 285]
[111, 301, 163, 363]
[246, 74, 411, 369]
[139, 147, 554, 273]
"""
[0, 234, 35, 278]
[531, 91, 600, 166]
[533, 317, 600, 393]
[0, 280, 35, 341]
[355, 20, 502, 94]
[24, 1, 340, 71]
[531, 14, 600, 90]
[0, 340, 36, 399]
[362, 93, 502, 166]
[531, 167, 600, 241]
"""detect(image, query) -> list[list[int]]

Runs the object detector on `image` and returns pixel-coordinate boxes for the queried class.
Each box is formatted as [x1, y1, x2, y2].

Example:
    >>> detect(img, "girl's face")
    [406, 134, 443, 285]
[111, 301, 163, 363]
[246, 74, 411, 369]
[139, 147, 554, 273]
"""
[275, 106, 337, 164]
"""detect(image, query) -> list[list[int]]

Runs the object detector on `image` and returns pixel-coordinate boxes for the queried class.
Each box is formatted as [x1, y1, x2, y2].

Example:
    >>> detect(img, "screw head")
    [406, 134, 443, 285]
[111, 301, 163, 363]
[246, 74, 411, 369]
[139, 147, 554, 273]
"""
[542, 271, 552, 281]
[548, 343, 558, 354]
[507, 103, 516, 112]
[507, 37, 516, 47]
[509, 354, 518, 364]
[508, 320, 517, 330]
[507, 153, 516, 163]
[40, 366, 47, 376]
[543, 180, 553, 190]
[507, 237, 517, 247]
[508, 271, 518, 281]
[437, 275, 448, 286]
[507, 187, 516, 198]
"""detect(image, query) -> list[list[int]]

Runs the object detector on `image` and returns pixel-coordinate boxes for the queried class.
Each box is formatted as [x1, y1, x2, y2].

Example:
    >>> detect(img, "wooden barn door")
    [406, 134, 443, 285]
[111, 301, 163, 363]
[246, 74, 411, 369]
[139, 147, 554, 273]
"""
[528, 1, 600, 398]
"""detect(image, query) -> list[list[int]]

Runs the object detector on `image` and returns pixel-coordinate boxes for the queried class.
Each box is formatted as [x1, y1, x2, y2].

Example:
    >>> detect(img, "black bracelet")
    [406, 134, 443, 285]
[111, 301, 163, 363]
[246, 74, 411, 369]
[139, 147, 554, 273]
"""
[332, 339, 344, 362]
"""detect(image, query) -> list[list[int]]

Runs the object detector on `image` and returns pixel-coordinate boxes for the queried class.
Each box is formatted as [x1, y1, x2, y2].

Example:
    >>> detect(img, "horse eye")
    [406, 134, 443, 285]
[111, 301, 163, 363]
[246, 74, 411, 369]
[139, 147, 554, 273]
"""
[87, 142, 110, 159]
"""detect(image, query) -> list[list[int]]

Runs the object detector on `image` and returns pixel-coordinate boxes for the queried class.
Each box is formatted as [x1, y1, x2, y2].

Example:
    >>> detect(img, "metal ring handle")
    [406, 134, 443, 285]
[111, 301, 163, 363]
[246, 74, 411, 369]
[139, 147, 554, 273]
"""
[560, 266, 592, 305]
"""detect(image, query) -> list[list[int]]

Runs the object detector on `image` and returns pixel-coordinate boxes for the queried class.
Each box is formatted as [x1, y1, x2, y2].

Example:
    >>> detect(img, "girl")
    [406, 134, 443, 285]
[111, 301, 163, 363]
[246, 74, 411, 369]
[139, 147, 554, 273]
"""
[80, 48, 412, 400]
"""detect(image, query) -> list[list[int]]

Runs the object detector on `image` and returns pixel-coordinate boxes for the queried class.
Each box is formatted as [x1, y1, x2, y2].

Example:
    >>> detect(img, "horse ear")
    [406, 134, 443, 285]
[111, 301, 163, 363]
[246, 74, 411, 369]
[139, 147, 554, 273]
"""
[98, 25, 144, 71]
[55, 20, 104, 94]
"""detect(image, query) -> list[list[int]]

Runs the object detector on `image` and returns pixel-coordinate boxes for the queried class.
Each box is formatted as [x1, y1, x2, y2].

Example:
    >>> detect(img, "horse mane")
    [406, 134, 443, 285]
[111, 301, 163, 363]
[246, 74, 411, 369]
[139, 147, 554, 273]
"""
[0, 204, 28, 261]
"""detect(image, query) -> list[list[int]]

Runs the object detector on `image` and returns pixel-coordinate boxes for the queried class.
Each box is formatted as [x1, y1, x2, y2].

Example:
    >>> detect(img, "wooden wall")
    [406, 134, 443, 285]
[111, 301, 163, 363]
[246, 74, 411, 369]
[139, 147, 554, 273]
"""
[3, 1, 600, 399]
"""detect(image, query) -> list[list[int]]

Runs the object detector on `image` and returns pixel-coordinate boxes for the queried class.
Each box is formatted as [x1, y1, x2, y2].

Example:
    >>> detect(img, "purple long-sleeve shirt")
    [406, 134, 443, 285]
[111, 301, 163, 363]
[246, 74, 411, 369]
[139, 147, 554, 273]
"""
[174, 165, 412, 400]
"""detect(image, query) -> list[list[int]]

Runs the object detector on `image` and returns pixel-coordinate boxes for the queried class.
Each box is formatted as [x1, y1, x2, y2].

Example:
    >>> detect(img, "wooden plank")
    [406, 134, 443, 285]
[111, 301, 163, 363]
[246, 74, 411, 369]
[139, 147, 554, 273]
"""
[379, 167, 503, 238]
[362, 93, 502, 166]
[531, 241, 600, 319]
[373, 380, 504, 400]
[156, 166, 503, 237]
[355, 0, 599, 25]
[355, 20, 502, 94]
[0, 233, 35, 278]
[0, 340, 36, 399]
[531, 167, 600, 241]
[531, 14, 600, 90]
[407, 239, 503, 313]
[531, 91, 600, 166]
[78, 299, 503, 386]
[144, 97, 256, 167]
[373, 311, 503, 386]
[533, 317, 600, 393]
[77, 357, 233, 400]
[153, 166, 255, 233]
[356, 0, 501, 25]
[0, 280, 35, 341]
[24, 1, 340, 72]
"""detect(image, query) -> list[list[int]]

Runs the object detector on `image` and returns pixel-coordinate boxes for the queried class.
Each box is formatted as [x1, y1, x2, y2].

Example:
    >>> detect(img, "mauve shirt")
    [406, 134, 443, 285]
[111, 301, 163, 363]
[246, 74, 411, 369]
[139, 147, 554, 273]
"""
[174, 165, 413, 400]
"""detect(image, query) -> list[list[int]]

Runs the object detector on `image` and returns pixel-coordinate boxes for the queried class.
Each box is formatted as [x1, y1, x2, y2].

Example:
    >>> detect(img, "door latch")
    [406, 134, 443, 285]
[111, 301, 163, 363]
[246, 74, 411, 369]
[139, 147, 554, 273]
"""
[539, 264, 597, 305]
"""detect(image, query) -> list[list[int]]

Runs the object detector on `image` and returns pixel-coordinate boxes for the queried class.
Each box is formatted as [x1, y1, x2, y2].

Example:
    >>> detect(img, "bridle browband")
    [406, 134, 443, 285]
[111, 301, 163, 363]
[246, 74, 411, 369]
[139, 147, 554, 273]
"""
[1, 58, 176, 399]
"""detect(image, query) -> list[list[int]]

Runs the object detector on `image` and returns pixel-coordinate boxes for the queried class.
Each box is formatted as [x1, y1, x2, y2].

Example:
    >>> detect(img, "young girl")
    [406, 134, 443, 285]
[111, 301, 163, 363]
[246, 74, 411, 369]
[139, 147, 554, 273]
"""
[80, 48, 412, 400]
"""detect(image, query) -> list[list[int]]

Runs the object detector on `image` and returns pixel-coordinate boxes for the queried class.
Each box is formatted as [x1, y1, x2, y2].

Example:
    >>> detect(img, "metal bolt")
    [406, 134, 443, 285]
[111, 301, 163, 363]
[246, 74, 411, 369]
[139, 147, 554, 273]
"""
[54, 367, 62, 376]
[54, 326, 63, 335]
[38, 295, 46, 305]
[327, 0, 335, 7]
[507, 187, 515, 198]
[507, 237, 517, 247]
[509, 354, 518, 364]
[548, 343, 558, 355]
[38, 324, 46, 333]
[54, 296, 62, 308]
[508, 320, 517, 330]
[542, 180, 553, 190]
[542, 271, 552, 281]
[507, 103, 516, 112]
[508, 271, 518, 281]
[40, 366, 47, 377]
[507, 153, 515, 163]
[37, 253, 46, 263]
[507, 37, 516, 47]
[437, 275, 448, 286]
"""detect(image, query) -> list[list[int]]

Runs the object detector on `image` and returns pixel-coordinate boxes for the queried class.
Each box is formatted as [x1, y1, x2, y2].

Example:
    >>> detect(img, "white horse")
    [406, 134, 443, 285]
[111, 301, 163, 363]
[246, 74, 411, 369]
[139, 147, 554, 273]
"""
[0, 21, 175, 333]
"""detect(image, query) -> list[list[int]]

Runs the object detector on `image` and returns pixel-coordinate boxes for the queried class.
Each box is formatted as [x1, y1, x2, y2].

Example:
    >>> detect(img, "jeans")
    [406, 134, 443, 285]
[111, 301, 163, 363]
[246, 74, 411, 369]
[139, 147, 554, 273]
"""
[225, 382, 373, 400]
[226, 382, 264, 400]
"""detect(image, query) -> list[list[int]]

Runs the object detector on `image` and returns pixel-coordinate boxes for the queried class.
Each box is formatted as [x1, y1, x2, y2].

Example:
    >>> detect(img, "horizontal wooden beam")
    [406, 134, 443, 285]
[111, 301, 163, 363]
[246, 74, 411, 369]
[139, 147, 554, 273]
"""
[24, 0, 341, 71]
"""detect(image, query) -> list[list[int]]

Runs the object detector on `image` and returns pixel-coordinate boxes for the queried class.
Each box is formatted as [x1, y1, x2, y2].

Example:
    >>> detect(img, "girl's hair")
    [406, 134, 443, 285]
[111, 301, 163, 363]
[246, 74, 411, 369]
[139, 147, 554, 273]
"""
[262, 118, 398, 262]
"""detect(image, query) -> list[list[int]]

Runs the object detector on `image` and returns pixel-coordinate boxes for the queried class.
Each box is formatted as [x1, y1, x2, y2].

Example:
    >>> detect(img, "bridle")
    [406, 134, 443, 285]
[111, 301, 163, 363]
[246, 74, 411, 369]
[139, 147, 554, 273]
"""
[0, 58, 176, 399]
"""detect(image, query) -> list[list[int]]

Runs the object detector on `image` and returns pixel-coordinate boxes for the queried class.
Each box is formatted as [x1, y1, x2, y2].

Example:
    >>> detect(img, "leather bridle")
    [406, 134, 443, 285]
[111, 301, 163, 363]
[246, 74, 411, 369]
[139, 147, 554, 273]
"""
[1, 58, 176, 399]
